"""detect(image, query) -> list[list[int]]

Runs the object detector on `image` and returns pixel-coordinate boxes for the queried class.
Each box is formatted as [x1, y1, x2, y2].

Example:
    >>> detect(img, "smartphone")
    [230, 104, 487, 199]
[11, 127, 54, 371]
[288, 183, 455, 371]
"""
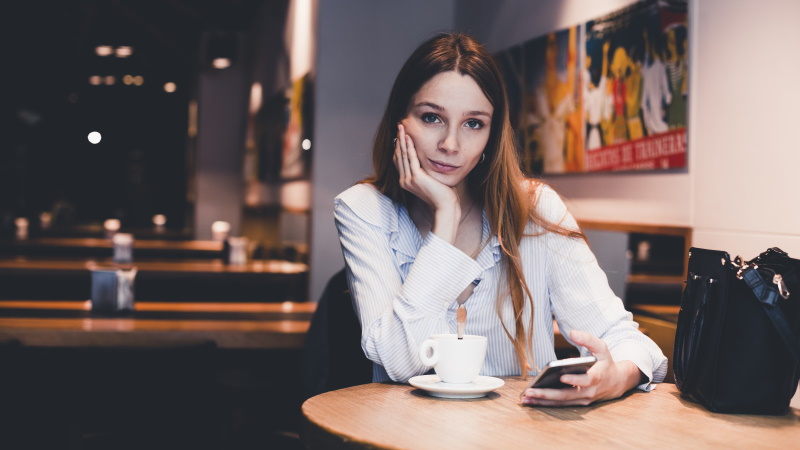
[523, 356, 597, 390]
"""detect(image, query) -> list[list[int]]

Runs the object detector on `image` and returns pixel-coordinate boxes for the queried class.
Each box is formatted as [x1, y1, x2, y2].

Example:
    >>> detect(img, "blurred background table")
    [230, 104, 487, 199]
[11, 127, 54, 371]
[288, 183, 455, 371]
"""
[0, 299, 314, 348]
[0, 237, 224, 259]
[0, 256, 308, 301]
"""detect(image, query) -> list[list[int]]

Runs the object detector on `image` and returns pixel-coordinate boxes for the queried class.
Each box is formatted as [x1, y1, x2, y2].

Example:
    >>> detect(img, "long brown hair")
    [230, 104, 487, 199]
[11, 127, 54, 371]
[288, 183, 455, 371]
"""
[365, 32, 583, 375]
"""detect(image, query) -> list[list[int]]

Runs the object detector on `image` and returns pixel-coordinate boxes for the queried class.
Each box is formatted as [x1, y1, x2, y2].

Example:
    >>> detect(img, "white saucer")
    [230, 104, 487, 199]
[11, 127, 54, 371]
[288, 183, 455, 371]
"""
[408, 375, 504, 398]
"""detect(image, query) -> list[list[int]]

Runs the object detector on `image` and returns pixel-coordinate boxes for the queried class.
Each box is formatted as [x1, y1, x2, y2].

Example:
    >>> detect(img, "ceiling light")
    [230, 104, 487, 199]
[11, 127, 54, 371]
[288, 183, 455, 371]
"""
[205, 31, 238, 70]
[212, 58, 231, 69]
[115, 46, 133, 58]
[104, 219, 121, 232]
[163, 82, 177, 93]
[96, 45, 113, 56]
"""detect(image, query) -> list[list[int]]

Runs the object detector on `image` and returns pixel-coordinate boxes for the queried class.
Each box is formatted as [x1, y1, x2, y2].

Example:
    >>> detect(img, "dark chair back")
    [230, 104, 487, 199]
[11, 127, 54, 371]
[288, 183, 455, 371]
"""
[302, 268, 372, 398]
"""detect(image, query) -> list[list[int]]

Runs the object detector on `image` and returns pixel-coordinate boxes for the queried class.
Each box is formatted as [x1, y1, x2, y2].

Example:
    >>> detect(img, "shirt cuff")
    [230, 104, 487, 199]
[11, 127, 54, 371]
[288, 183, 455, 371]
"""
[609, 342, 660, 392]
[400, 232, 482, 318]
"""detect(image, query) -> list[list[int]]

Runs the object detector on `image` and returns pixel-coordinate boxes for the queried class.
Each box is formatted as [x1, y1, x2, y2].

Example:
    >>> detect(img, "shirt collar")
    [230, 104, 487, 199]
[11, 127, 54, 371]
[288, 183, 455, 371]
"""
[391, 204, 502, 273]
[475, 209, 502, 278]
[390, 203, 420, 266]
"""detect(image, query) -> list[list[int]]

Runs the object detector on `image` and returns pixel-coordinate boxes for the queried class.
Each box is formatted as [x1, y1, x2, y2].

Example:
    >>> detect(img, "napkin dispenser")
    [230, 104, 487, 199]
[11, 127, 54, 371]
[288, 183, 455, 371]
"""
[225, 236, 249, 265]
[91, 267, 137, 313]
[112, 233, 134, 264]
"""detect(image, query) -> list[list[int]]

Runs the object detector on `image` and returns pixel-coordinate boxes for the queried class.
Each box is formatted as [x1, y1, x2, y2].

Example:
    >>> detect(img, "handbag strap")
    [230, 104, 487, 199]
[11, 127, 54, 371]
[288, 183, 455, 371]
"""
[741, 268, 800, 365]
[674, 274, 713, 392]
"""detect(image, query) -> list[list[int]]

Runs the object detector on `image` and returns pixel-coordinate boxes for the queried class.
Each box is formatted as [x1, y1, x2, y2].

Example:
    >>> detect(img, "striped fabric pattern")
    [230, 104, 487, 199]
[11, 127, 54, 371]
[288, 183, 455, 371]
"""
[334, 183, 667, 390]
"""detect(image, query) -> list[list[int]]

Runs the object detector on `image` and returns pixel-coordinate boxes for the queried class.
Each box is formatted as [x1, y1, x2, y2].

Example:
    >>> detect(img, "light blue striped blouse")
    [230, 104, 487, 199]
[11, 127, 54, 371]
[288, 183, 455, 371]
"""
[334, 182, 667, 390]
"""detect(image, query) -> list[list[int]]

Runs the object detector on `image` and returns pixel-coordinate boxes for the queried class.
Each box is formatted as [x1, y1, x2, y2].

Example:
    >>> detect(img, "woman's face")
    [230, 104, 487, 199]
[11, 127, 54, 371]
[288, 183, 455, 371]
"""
[401, 71, 493, 191]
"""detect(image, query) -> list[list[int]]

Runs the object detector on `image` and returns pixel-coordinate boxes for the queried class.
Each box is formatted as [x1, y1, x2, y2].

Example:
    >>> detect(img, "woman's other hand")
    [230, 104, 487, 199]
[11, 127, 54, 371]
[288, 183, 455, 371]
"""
[520, 330, 645, 406]
[394, 123, 458, 209]
[394, 123, 460, 242]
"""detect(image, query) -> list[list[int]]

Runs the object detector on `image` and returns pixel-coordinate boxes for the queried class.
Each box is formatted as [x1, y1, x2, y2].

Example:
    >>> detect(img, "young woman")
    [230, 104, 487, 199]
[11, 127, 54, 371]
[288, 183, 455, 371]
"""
[334, 32, 667, 406]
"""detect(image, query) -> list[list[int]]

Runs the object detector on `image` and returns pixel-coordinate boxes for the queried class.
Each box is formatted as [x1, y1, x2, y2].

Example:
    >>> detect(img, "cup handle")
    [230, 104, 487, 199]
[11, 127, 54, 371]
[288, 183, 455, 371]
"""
[419, 339, 439, 366]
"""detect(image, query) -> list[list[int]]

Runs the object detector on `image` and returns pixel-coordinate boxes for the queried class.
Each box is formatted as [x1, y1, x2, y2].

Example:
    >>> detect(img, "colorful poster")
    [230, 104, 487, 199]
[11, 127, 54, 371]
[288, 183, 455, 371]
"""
[497, 27, 583, 175]
[496, 0, 688, 175]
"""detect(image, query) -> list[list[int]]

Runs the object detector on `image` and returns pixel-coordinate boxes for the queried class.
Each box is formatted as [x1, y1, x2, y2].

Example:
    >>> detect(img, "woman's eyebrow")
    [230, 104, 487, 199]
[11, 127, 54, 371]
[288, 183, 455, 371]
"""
[415, 102, 492, 118]
[465, 110, 492, 118]
[414, 101, 445, 111]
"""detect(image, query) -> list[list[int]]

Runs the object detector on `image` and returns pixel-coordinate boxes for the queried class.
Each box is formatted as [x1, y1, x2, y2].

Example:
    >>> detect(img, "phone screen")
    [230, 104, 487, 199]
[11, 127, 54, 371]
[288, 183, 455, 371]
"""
[523, 356, 597, 390]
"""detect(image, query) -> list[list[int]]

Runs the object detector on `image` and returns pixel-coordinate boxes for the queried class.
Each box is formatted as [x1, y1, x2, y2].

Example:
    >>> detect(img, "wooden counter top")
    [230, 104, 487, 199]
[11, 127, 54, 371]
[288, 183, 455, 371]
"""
[0, 237, 225, 259]
[0, 256, 306, 274]
[0, 257, 309, 302]
[0, 300, 316, 349]
[303, 378, 800, 449]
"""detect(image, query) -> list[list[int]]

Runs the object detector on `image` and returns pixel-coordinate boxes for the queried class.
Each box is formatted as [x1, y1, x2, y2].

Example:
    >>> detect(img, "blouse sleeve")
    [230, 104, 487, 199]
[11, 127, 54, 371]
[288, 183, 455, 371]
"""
[334, 190, 483, 382]
[534, 186, 668, 390]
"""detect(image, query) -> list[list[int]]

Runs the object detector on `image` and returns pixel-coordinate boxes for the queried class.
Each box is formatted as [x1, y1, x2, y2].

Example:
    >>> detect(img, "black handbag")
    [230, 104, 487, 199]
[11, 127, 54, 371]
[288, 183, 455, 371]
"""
[673, 247, 800, 414]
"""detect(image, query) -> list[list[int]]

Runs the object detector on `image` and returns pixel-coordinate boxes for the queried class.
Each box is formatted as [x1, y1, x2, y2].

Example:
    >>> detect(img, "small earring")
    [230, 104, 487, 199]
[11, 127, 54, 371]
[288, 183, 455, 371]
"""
[480, 153, 486, 164]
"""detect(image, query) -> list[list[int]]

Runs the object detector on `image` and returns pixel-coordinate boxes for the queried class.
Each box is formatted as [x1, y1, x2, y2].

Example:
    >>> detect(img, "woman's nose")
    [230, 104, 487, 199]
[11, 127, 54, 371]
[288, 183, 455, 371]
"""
[438, 128, 459, 154]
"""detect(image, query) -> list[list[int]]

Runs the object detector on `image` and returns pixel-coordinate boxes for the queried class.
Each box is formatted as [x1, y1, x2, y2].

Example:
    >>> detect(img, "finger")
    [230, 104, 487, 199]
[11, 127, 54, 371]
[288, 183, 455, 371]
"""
[522, 387, 574, 401]
[393, 141, 404, 181]
[394, 150, 404, 182]
[396, 123, 404, 156]
[402, 147, 412, 182]
[393, 132, 401, 160]
[521, 387, 591, 406]
[522, 397, 592, 407]
[559, 373, 592, 388]
[406, 135, 421, 173]
[399, 126, 411, 179]
[398, 124, 407, 156]
[395, 124, 407, 181]
[569, 330, 611, 361]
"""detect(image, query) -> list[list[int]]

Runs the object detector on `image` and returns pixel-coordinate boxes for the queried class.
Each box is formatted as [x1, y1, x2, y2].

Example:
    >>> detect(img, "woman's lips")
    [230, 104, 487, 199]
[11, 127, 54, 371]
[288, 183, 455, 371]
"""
[429, 159, 460, 173]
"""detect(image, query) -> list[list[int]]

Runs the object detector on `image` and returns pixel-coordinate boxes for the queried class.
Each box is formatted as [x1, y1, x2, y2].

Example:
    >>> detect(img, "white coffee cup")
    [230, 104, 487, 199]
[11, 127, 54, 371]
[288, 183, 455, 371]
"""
[419, 334, 487, 384]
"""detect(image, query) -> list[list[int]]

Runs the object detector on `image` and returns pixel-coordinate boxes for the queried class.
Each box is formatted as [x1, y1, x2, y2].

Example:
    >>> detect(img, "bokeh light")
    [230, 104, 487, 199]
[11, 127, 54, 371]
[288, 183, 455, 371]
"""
[87, 131, 102, 144]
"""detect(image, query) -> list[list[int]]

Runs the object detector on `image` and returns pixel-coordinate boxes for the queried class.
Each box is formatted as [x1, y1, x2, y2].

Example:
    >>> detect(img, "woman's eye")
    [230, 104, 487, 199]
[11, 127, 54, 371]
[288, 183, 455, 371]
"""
[465, 119, 484, 129]
[421, 114, 440, 124]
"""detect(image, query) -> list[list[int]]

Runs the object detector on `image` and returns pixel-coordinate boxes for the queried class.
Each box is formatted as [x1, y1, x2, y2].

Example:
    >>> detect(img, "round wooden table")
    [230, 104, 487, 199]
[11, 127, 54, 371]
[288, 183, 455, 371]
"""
[302, 378, 800, 448]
